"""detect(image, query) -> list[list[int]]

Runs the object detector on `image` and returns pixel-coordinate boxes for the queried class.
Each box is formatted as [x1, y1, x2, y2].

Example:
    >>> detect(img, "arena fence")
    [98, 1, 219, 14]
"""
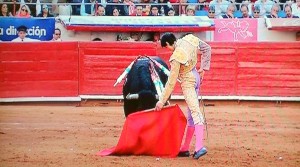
[0, 41, 299, 102]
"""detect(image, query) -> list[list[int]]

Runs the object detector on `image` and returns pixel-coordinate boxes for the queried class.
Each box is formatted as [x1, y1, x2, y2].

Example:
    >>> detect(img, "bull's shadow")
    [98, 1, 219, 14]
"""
[123, 56, 169, 117]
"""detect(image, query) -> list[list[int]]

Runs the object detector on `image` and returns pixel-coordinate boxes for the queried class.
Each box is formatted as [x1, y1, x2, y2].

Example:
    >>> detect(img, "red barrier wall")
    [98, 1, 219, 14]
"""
[0, 42, 79, 98]
[0, 42, 299, 99]
[78, 42, 157, 95]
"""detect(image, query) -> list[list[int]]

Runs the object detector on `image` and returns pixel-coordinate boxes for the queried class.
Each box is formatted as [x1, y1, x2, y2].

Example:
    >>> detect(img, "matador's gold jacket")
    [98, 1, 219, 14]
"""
[159, 34, 212, 104]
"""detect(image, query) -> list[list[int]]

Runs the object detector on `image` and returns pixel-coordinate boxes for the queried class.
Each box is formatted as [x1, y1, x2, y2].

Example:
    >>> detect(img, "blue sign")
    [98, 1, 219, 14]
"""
[0, 17, 55, 41]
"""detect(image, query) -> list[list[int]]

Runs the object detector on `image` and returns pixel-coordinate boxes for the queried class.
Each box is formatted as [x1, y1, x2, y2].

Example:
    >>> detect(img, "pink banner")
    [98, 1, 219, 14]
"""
[214, 19, 258, 42]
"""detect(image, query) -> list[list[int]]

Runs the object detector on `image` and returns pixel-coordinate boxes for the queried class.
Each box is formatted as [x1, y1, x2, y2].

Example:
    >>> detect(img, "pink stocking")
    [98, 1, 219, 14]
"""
[180, 126, 195, 151]
[195, 125, 204, 151]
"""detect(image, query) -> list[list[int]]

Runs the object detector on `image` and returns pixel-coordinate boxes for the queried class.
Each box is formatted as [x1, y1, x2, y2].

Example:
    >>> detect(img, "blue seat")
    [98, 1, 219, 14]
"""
[187, 0, 198, 3]
[233, 10, 242, 18]
[278, 10, 286, 18]
[195, 10, 208, 16]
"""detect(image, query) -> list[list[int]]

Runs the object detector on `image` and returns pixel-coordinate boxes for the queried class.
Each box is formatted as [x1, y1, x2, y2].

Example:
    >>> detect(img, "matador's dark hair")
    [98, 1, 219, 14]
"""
[160, 33, 176, 47]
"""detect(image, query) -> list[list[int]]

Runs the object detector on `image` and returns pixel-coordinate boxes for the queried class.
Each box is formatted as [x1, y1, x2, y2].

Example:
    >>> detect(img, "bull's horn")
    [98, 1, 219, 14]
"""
[126, 93, 139, 100]
[126, 93, 159, 100]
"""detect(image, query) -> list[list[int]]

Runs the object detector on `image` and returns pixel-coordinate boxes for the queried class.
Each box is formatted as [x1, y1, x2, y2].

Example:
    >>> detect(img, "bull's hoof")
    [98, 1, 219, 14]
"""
[177, 151, 190, 157]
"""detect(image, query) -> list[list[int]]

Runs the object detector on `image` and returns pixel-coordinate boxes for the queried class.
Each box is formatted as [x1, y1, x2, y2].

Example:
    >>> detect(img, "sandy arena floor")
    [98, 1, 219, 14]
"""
[0, 101, 299, 167]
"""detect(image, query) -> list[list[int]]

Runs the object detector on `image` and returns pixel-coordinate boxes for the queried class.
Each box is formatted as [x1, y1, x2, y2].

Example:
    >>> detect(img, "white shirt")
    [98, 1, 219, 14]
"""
[291, 3, 300, 17]
[12, 37, 40, 42]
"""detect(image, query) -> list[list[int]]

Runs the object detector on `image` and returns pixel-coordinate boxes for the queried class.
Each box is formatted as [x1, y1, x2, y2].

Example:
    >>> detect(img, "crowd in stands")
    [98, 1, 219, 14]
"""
[0, 0, 299, 18]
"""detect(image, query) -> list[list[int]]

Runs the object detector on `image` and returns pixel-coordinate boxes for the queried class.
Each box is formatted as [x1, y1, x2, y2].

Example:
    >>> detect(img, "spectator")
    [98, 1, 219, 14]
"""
[254, 0, 274, 17]
[265, 3, 280, 18]
[59, 0, 73, 16]
[116, 34, 123, 41]
[235, 0, 244, 10]
[196, 0, 209, 11]
[112, 7, 120, 16]
[80, 0, 98, 16]
[24, 0, 37, 16]
[37, 4, 54, 17]
[12, 25, 39, 42]
[95, 4, 105, 16]
[149, 5, 160, 16]
[52, 28, 62, 41]
[179, 0, 188, 15]
[130, 5, 147, 16]
[208, 5, 216, 18]
[105, 0, 125, 16]
[252, 5, 260, 18]
[296, 31, 300, 41]
[291, 0, 300, 17]
[221, 3, 236, 18]
[157, 0, 170, 16]
[284, 4, 299, 18]
[141, 0, 152, 16]
[167, 7, 175, 15]
[240, 4, 253, 18]
[5, 0, 20, 16]
[70, 0, 82, 15]
[15, 4, 31, 17]
[143, 4, 151, 15]
[123, 0, 135, 16]
[169, 0, 179, 15]
[128, 32, 142, 41]
[146, 32, 160, 42]
[209, 0, 230, 18]
[0, 3, 13, 17]
[186, 5, 196, 16]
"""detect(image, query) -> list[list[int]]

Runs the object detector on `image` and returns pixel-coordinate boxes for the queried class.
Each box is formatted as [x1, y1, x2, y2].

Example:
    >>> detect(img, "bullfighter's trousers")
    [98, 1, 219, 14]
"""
[179, 68, 205, 125]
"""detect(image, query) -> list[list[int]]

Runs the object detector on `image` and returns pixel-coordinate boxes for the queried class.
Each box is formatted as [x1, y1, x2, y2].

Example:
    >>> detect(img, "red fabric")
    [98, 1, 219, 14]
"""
[97, 104, 187, 157]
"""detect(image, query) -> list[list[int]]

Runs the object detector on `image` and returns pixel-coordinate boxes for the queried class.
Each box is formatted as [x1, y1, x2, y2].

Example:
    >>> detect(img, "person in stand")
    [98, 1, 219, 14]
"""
[37, 4, 54, 17]
[155, 33, 211, 160]
[51, 28, 62, 41]
[12, 25, 39, 42]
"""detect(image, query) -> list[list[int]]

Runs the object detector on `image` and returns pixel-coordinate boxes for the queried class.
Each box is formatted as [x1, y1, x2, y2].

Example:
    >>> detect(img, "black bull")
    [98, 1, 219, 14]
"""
[123, 57, 169, 117]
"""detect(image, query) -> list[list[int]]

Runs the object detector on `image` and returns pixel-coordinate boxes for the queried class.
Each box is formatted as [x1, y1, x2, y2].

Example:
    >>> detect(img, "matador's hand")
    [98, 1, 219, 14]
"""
[155, 101, 164, 111]
[198, 69, 205, 80]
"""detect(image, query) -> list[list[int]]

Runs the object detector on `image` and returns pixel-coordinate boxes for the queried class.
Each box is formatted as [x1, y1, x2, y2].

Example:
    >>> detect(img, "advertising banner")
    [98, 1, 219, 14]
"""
[214, 19, 258, 42]
[0, 18, 55, 41]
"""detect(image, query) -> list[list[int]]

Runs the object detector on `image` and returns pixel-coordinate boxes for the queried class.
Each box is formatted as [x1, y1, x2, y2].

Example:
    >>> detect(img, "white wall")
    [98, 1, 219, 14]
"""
[257, 18, 297, 41]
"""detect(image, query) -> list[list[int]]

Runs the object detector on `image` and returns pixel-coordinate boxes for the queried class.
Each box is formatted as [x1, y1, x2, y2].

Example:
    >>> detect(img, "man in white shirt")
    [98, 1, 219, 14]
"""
[12, 25, 39, 42]
[291, 0, 300, 17]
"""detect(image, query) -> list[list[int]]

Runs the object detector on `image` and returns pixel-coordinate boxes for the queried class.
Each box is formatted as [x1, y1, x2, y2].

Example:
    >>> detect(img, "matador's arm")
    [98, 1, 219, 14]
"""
[199, 40, 211, 71]
[159, 60, 180, 105]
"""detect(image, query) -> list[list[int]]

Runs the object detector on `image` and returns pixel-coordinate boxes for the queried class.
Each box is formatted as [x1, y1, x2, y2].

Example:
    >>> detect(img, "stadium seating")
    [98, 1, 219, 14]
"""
[187, 0, 198, 3]
[195, 10, 208, 16]
[278, 10, 286, 18]
[233, 10, 243, 18]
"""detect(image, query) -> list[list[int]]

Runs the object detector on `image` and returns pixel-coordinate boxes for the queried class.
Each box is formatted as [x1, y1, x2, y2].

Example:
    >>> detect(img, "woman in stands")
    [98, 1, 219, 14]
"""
[157, 0, 170, 16]
[179, 0, 188, 15]
[0, 3, 13, 17]
[15, 4, 31, 18]
[112, 7, 121, 16]
[37, 5, 54, 18]
[186, 5, 196, 16]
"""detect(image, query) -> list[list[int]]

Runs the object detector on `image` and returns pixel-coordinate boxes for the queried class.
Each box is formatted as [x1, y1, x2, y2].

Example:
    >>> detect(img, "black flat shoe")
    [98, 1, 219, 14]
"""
[178, 151, 190, 157]
[193, 147, 207, 159]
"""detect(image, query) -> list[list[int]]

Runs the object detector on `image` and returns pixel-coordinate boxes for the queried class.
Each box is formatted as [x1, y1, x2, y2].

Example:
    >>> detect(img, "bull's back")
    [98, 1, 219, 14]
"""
[123, 56, 169, 117]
